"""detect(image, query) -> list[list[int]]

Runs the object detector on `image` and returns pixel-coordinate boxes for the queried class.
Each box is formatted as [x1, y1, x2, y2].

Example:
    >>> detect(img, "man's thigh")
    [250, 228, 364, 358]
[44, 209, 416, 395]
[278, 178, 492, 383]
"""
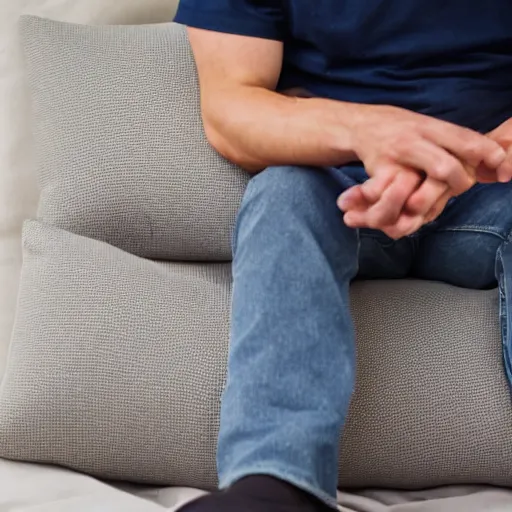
[412, 182, 512, 289]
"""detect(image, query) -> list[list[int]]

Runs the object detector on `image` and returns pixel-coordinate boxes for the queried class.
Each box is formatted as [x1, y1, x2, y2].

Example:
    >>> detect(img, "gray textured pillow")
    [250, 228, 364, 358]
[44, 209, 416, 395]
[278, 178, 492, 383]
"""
[1, 221, 511, 490]
[20, 15, 248, 262]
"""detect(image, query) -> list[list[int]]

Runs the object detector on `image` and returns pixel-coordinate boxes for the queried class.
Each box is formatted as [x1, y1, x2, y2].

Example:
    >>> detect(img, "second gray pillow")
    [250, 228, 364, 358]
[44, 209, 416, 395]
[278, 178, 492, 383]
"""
[1, 221, 511, 491]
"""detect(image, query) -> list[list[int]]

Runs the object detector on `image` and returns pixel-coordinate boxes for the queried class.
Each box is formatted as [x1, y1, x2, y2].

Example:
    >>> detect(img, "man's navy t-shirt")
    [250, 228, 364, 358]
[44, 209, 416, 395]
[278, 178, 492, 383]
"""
[175, 1, 512, 134]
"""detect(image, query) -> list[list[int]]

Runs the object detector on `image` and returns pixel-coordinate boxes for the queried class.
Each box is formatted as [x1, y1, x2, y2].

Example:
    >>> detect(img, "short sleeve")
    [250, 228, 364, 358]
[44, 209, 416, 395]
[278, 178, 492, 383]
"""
[174, 0, 285, 41]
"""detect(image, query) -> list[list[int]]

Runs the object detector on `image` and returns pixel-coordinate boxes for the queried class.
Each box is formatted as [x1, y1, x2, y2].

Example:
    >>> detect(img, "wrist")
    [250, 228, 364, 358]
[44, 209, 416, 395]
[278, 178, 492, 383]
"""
[329, 100, 378, 163]
[306, 97, 362, 165]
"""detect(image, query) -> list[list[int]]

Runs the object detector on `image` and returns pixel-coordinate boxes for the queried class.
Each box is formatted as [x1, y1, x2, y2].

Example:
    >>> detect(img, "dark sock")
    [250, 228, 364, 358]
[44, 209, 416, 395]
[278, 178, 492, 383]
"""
[179, 475, 333, 512]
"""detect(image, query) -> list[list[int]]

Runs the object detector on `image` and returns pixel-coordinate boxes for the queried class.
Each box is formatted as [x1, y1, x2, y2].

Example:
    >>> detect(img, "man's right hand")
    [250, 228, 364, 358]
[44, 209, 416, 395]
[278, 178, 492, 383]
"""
[338, 104, 509, 238]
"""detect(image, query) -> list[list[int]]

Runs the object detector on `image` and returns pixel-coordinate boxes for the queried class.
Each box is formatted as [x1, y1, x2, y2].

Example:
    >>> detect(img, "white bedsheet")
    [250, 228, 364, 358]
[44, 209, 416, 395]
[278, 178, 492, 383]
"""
[1, 459, 511, 512]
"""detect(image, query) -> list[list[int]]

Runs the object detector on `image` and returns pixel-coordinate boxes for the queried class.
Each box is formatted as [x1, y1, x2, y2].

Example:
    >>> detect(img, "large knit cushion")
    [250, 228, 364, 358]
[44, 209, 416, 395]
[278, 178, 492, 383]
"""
[1, 221, 511, 490]
[20, 15, 248, 262]
[0, 0, 180, 412]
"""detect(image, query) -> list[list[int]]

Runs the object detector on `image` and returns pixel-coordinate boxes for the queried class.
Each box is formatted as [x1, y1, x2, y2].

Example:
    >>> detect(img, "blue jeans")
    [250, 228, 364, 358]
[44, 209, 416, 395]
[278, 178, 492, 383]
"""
[217, 165, 512, 508]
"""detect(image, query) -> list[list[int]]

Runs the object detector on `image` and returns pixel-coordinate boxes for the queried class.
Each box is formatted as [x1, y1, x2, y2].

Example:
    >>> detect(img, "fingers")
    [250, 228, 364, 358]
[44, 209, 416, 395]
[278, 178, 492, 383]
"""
[405, 177, 448, 216]
[475, 163, 499, 183]
[496, 149, 512, 183]
[337, 164, 396, 211]
[359, 164, 396, 203]
[397, 138, 475, 195]
[422, 119, 506, 171]
[366, 171, 422, 226]
[380, 212, 425, 240]
[337, 185, 370, 212]
[343, 169, 422, 231]
[473, 155, 512, 184]
[341, 171, 453, 240]
[424, 189, 452, 224]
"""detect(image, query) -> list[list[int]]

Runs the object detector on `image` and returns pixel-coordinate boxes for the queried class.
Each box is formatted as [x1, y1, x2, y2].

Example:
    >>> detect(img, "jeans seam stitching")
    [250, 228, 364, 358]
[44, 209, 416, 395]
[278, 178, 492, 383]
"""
[434, 225, 507, 240]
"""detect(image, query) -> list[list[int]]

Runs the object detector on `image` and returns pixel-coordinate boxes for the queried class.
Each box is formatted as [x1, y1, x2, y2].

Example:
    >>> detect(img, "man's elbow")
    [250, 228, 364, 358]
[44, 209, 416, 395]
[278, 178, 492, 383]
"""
[203, 122, 265, 174]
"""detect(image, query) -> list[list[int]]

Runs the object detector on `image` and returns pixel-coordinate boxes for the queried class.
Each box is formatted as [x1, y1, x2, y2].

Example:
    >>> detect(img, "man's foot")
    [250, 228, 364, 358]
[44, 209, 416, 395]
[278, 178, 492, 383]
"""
[179, 475, 333, 512]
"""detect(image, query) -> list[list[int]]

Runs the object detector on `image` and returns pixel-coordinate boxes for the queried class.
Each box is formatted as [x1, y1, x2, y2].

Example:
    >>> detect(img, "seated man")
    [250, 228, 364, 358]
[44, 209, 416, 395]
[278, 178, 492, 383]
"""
[175, 1, 512, 511]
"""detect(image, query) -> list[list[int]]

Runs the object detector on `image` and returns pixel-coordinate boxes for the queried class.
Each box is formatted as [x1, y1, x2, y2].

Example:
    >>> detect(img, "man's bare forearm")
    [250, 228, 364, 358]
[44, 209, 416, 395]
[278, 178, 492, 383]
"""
[202, 85, 360, 173]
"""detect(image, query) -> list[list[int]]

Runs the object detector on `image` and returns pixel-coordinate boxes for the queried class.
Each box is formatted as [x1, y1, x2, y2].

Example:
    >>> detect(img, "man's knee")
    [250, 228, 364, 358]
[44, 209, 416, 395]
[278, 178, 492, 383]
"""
[234, 166, 323, 253]
[233, 165, 355, 257]
[240, 165, 339, 217]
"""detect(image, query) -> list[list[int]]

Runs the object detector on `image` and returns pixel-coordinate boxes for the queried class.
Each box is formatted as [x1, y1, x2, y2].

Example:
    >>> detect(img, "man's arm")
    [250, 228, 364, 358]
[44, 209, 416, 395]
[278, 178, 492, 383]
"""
[188, 28, 507, 238]
[189, 28, 504, 176]
[187, 28, 359, 172]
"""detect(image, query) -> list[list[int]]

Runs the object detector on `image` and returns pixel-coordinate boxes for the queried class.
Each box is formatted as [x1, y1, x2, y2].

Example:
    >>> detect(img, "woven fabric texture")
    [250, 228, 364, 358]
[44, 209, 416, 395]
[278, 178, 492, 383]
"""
[20, 15, 248, 262]
[0, 0, 179, 418]
[342, 280, 512, 488]
[1, 221, 511, 490]
[0, 221, 231, 489]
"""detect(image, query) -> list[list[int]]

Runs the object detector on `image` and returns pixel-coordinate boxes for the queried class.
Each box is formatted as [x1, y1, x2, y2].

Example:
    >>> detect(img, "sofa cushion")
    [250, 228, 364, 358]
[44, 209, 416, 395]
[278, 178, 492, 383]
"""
[1, 221, 230, 489]
[20, 15, 248, 262]
[0, 0, 180, 400]
[1, 221, 511, 490]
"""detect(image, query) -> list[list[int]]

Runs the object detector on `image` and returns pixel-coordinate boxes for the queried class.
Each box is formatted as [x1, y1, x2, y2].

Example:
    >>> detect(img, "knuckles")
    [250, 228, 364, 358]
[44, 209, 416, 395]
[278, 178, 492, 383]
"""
[430, 158, 460, 181]
[381, 134, 416, 161]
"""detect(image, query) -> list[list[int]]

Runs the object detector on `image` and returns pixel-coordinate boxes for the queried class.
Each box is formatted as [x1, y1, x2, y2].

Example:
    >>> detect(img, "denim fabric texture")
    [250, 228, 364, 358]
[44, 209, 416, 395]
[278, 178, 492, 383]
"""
[217, 165, 512, 508]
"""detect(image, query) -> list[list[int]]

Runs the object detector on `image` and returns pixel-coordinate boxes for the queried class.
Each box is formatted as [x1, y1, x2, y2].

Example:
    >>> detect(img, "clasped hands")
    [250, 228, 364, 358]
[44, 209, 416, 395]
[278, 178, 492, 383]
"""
[337, 107, 512, 239]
